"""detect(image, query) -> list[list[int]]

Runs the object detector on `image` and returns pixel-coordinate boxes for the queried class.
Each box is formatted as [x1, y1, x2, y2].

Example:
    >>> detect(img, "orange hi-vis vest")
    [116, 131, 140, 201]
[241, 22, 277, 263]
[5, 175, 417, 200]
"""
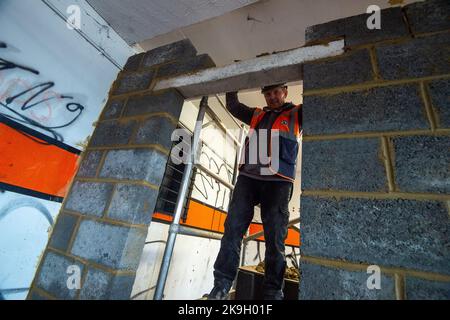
[239, 103, 302, 182]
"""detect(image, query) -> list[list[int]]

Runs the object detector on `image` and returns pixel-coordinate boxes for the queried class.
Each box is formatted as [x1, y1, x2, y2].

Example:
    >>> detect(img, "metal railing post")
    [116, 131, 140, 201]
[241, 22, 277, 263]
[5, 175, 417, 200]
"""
[233, 125, 246, 186]
[240, 229, 249, 267]
[153, 96, 208, 300]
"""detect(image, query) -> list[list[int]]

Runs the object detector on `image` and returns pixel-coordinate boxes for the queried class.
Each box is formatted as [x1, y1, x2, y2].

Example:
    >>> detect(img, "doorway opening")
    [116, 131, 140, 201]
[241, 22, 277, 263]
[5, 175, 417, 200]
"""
[132, 81, 303, 300]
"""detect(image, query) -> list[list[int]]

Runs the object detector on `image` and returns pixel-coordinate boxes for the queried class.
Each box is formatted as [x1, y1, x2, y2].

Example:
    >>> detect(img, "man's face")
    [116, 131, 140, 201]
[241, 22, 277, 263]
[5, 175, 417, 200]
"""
[263, 86, 288, 109]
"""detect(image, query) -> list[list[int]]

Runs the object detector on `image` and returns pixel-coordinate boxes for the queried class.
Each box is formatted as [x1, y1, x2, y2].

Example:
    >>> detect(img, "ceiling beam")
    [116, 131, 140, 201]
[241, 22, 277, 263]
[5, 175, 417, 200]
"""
[154, 39, 345, 99]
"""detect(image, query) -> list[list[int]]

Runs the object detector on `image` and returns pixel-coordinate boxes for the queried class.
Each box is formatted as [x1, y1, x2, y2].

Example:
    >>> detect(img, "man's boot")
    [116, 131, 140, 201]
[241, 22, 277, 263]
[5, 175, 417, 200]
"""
[207, 285, 230, 300]
[264, 288, 284, 300]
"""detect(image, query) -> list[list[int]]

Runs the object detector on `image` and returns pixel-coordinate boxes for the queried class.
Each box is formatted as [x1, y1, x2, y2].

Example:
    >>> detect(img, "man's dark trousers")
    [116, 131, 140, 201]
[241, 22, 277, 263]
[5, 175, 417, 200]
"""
[213, 174, 292, 299]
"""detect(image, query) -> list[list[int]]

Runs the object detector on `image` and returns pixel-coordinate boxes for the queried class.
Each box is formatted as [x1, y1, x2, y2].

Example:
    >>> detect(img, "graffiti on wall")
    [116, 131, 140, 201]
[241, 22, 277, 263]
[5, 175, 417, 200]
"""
[0, 41, 85, 142]
[0, 41, 82, 202]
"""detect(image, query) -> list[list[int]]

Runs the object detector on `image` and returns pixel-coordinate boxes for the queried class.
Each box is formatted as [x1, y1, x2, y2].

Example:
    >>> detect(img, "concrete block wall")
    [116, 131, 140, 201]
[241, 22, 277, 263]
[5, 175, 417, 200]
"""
[300, 0, 450, 300]
[27, 39, 215, 300]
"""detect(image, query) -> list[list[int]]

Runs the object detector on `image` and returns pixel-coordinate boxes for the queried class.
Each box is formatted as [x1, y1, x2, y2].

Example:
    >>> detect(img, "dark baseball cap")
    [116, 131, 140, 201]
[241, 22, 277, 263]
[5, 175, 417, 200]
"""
[261, 83, 287, 93]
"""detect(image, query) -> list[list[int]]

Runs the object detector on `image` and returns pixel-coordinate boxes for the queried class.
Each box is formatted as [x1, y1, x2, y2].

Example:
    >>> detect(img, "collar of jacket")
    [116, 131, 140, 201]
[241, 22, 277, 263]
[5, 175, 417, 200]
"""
[263, 102, 294, 113]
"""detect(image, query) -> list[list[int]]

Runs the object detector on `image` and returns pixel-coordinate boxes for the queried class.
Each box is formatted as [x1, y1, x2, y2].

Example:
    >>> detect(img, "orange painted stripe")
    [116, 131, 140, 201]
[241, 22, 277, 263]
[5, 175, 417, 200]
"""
[153, 199, 300, 247]
[218, 212, 226, 233]
[153, 199, 227, 233]
[248, 224, 265, 241]
[184, 200, 218, 231]
[152, 212, 173, 222]
[0, 123, 79, 197]
[286, 228, 301, 247]
[248, 223, 300, 247]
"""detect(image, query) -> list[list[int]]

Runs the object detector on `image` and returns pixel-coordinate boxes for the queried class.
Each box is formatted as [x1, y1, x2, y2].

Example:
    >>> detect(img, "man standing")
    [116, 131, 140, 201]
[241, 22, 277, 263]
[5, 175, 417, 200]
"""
[208, 83, 302, 300]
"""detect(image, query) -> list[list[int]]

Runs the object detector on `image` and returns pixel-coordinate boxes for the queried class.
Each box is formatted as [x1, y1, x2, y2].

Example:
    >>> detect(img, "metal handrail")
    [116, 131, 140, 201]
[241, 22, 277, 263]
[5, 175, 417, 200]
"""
[290, 225, 300, 233]
[176, 122, 237, 173]
[233, 125, 246, 186]
[195, 162, 235, 191]
[205, 104, 241, 146]
[243, 217, 300, 243]
[176, 225, 223, 241]
[214, 94, 245, 129]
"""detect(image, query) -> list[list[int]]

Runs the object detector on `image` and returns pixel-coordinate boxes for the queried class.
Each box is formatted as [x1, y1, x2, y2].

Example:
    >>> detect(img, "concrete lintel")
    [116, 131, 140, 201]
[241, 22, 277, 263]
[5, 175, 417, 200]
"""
[154, 39, 345, 98]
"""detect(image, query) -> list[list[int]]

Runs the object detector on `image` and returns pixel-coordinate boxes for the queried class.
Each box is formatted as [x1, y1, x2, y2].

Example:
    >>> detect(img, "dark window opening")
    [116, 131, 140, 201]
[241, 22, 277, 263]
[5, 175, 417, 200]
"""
[154, 126, 194, 223]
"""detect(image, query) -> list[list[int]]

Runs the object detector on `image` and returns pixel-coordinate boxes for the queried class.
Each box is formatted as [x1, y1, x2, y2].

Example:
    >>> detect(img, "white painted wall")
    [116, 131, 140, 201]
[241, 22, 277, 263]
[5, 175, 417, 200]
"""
[0, 0, 134, 300]
[0, 0, 134, 148]
[132, 222, 221, 300]
[0, 191, 62, 300]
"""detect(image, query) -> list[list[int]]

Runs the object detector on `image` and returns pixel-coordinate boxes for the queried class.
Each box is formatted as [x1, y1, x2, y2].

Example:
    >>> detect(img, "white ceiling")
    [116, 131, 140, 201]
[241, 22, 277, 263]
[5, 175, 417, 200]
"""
[139, 0, 417, 67]
[86, 0, 258, 45]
